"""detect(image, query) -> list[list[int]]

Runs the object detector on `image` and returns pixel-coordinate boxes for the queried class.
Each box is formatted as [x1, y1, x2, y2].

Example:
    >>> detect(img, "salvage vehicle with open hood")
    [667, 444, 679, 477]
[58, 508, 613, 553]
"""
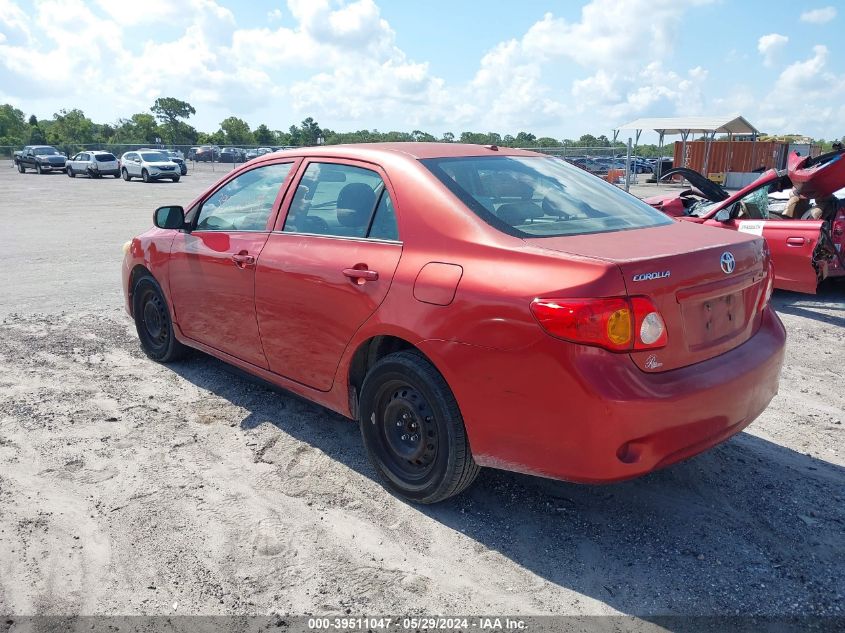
[644, 152, 845, 294]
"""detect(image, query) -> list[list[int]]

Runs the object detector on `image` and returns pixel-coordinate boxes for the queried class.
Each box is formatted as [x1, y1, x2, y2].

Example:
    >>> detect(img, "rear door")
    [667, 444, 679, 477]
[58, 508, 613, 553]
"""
[255, 159, 402, 391]
[168, 160, 298, 368]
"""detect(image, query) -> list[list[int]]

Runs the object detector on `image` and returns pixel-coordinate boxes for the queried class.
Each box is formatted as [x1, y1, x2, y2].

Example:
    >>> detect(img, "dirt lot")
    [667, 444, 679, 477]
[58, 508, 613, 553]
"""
[0, 161, 842, 619]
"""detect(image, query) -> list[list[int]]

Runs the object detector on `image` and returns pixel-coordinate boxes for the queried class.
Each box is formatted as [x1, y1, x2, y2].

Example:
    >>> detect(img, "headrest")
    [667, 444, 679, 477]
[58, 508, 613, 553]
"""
[496, 201, 544, 225]
[337, 183, 376, 227]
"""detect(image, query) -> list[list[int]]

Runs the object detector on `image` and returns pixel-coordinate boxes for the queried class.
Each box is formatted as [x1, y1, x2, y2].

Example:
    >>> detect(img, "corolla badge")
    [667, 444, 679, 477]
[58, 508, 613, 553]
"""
[720, 251, 736, 274]
[632, 271, 671, 282]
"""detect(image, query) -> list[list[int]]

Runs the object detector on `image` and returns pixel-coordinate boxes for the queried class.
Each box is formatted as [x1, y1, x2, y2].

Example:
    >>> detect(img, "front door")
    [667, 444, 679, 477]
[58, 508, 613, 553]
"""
[703, 184, 821, 294]
[169, 161, 297, 368]
[255, 160, 403, 391]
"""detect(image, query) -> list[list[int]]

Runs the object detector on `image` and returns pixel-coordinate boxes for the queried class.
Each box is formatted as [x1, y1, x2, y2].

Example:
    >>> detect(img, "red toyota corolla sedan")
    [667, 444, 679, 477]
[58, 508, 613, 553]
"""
[122, 143, 786, 503]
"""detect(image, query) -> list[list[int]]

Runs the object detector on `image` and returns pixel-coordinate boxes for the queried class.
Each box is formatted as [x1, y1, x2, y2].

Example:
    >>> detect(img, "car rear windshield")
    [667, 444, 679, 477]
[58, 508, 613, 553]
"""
[95, 154, 116, 162]
[141, 152, 168, 162]
[421, 156, 673, 238]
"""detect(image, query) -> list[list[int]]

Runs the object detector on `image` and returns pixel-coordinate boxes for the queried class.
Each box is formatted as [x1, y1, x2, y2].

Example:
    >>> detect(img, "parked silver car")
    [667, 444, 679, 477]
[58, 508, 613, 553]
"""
[120, 150, 181, 183]
[67, 150, 120, 178]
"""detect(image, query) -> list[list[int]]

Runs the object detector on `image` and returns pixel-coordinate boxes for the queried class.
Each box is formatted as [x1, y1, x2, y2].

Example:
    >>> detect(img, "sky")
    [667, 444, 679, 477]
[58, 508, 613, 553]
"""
[1, 0, 844, 143]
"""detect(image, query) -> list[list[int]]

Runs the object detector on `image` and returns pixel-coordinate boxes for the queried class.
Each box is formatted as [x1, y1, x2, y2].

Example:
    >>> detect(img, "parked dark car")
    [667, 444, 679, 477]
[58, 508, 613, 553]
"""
[194, 146, 220, 162]
[16, 145, 67, 174]
[164, 151, 188, 175]
[219, 147, 246, 163]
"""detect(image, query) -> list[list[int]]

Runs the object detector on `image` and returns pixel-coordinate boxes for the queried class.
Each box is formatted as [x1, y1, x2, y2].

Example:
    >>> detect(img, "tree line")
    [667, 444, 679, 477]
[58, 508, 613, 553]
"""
[2, 98, 841, 156]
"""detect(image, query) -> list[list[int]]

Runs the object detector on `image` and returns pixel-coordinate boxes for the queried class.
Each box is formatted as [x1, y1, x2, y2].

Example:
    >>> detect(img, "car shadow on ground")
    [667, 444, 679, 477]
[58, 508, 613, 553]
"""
[168, 355, 844, 617]
[772, 281, 845, 328]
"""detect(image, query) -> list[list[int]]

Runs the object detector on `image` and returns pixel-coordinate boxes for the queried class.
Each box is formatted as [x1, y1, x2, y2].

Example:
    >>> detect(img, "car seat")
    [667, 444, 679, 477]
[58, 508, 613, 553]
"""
[496, 201, 544, 226]
[336, 183, 376, 236]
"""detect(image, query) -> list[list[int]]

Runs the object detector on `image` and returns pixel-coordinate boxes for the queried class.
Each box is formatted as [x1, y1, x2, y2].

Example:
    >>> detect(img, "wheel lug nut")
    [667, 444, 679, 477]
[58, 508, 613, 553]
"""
[396, 421, 402, 427]
[410, 434, 419, 442]
[401, 434, 408, 441]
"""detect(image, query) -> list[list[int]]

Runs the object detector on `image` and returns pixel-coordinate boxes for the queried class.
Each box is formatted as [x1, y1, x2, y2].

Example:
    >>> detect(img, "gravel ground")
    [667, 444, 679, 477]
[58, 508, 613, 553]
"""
[0, 161, 842, 619]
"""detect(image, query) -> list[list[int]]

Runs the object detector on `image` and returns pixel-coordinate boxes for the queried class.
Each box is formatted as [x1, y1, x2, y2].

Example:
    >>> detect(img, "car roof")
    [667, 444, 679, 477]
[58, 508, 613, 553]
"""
[259, 142, 544, 161]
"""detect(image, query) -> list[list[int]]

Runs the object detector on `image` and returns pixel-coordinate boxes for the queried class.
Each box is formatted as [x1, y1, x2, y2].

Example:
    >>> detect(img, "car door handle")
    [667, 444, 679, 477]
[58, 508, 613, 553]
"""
[232, 252, 256, 268]
[343, 267, 379, 282]
[786, 237, 806, 247]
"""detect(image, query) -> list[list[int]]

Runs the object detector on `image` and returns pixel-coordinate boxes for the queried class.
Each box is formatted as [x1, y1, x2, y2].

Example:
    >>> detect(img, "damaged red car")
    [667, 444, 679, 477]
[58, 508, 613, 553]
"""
[123, 144, 785, 503]
[645, 150, 845, 294]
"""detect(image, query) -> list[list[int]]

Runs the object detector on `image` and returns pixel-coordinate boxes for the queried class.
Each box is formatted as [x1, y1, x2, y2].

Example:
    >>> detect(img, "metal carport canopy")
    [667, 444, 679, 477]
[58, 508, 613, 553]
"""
[615, 115, 760, 136]
[614, 115, 761, 179]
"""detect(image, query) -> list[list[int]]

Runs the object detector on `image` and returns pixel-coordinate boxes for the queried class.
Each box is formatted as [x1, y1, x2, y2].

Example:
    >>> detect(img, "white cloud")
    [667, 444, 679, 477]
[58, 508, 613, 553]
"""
[757, 45, 845, 134]
[267, 8, 283, 21]
[757, 33, 788, 67]
[800, 7, 837, 24]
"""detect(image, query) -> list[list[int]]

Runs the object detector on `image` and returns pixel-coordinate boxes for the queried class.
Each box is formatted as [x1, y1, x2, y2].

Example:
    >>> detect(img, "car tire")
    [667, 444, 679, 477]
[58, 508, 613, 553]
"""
[36, 163, 43, 174]
[172, 176, 180, 183]
[132, 274, 187, 363]
[67, 166, 75, 177]
[90, 169, 101, 179]
[113, 173, 121, 178]
[358, 351, 480, 504]
[17, 162, 25, 173]
[122, 168, 131, 181]
[142, 169, 150, 183]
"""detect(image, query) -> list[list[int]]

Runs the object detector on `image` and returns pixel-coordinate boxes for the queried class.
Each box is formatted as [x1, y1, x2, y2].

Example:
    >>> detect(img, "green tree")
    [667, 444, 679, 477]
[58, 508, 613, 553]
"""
[290, 117, 322, 146]
[411, 130, 436, 142]
[220, 116, 254, 145]
[515, 131, 536, 146]
[441, 132, 455, 143]
[254, 123, 275, 145]
[0, 104, 26, 145]
[47, 109, 95, 145]
[536, 136, 560, 148]
[150, 97, 196, 144]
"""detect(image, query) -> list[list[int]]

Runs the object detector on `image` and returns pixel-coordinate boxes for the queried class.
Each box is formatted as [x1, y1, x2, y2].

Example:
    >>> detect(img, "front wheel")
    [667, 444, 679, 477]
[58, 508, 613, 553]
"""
[141, 169, 150, 183]
[113, 173, 121, 178]
[122, 168, 131, 181]
[17, 162, 25, 173]
[171, 176, 180, 183]
[67, 166, 75, 177]
[36, 163, 43, 174]
[358, 351, 480, 504]
[132, 275, 187, 363]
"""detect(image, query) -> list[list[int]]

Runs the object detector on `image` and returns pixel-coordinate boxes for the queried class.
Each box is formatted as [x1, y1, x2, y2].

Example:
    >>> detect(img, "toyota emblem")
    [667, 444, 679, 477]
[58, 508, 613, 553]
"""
[720, 252, 736, 274]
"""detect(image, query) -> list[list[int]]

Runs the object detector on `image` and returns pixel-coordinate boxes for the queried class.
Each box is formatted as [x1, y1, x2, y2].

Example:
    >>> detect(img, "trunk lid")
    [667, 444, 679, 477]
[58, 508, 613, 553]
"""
[528, 222, 769, 372]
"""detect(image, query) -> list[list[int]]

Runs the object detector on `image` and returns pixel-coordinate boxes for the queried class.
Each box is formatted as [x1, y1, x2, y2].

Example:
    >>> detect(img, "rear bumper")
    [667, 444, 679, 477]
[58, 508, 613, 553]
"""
[421, 306, 786, 483]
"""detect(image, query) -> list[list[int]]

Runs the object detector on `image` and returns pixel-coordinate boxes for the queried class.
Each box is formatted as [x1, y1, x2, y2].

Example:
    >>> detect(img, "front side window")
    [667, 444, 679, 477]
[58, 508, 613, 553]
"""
[283, 162, 399, 240]
[196, 162, 293, 232]
[421, 156, 672, 238]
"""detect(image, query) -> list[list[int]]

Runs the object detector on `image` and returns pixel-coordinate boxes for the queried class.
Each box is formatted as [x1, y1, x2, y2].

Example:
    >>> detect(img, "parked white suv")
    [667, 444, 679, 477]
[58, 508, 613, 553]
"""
[120, 150, 181, 183]
[67, 150, 120, 178]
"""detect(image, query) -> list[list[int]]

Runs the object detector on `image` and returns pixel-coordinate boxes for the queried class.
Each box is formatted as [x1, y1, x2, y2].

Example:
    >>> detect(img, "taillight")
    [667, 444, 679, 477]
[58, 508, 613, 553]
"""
[530, 296, 667, 352]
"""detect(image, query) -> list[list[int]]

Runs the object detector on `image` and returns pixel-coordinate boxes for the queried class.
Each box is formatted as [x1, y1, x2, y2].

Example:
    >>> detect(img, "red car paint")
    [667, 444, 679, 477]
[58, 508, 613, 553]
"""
[788, 149, 845, 199]
[123, 144, 785, 485]
[645, 167, 845, 294]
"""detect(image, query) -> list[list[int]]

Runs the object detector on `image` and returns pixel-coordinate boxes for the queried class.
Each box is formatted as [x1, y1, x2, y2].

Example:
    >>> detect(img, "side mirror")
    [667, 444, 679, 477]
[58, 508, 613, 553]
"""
[154, 206, 186, 229]
[714, 208, 732, 223]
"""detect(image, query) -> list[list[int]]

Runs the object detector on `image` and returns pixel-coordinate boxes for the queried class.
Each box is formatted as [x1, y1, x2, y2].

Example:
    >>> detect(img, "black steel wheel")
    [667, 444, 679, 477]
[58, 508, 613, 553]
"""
[132, 275, 186, 363]
[359, 351, 479, 503]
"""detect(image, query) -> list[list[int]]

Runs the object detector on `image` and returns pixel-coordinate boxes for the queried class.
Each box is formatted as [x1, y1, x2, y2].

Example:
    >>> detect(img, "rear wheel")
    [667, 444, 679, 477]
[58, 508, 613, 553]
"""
[122, 168, 131, 181]
[359, 351, 480, 504]
[113, 173, 121, 178]
[142, 169, 150, 183]
[132, 275, 187, 363]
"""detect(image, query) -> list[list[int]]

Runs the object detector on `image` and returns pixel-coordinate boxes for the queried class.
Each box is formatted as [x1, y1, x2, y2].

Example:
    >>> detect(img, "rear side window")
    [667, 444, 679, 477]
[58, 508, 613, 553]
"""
[421, 156, 672, 238]
[196, 163, 293, 231]
[95, 154, 116, 162]
[283, 162, 399, 240]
